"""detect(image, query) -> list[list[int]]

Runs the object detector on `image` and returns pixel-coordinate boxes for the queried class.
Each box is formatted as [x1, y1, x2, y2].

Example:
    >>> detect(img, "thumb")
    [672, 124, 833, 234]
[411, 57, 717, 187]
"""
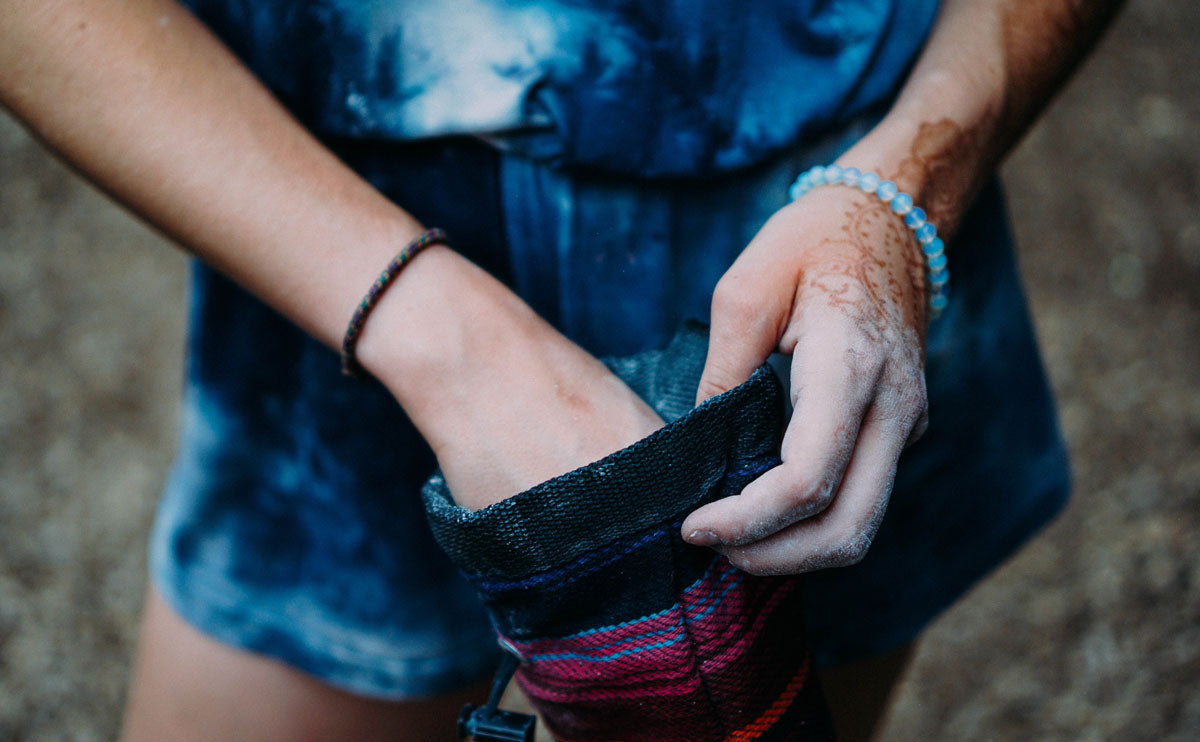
[696, 292, 779, 404]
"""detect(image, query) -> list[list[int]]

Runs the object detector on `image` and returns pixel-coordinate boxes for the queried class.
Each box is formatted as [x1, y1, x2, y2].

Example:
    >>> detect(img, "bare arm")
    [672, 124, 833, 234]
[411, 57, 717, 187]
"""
[685, 0, 1125, 574]
[848, 0, 1126, 231]
[0, 0, 662, 509]
[0, 0, 415, 348]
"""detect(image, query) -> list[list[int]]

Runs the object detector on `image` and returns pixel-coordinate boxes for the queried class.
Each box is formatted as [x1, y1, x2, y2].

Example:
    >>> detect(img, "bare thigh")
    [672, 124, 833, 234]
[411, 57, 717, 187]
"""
[121, 586, 490, 742]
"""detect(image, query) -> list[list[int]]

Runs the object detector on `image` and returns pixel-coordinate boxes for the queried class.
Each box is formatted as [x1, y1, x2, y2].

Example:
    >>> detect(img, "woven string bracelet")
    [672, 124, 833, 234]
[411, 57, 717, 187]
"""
[788, 164, 950, 319]
[340, 227, 449, 378]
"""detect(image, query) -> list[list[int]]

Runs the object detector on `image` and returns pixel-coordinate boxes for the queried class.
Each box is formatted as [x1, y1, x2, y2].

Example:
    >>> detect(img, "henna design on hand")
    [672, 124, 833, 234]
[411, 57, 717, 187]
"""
[800, 194, 926, 337]
[792, 194, 928, 439]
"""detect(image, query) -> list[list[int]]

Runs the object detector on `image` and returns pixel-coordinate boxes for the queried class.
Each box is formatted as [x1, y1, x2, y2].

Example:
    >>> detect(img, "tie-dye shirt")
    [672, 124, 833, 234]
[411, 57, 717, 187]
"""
[185, 0, 940, 177]
[157, 1, 1074, 703]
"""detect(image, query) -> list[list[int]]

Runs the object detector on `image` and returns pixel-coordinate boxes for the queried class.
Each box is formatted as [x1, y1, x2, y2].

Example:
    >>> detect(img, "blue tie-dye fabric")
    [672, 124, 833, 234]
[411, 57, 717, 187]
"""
[183, 0, 939, 176]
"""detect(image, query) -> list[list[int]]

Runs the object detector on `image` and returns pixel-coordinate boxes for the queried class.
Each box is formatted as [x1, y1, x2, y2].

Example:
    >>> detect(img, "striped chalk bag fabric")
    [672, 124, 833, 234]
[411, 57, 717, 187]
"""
[425, 325, 835, 740]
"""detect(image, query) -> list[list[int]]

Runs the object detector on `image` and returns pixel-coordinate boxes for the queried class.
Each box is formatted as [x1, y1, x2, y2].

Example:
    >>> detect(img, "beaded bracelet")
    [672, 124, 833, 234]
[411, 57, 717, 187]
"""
[340, 227, 449, 378]
[788, 164, 949, 320]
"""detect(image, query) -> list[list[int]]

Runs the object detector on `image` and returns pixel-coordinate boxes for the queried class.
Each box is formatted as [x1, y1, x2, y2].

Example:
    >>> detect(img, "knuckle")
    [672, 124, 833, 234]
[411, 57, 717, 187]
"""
[828, 544, 867, 568]
[908, 408, 931, 445]
[875, 365, 928, 429]
[844, 339, 887, 376]
[839, 541, 871, 566]
[711, 278, 759, 324]
[744, 476, 835, 532]
[787, 477, 836, 518]
[902, 365, 927, 400]
[903, 384, 929, 426]
[710, 276, 737, 308]
[696, 375, 732, 400]
[829, 530, 874, 567]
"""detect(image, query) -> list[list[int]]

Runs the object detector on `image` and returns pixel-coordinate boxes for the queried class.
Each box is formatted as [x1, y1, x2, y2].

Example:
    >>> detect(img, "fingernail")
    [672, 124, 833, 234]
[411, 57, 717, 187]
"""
[686, 529, 720, 546]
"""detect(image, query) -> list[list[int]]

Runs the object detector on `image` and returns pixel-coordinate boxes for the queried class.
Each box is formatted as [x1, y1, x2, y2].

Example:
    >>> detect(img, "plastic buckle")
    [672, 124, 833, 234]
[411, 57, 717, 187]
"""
[456, 638, 537, 742]
[457, 704, 537, 742]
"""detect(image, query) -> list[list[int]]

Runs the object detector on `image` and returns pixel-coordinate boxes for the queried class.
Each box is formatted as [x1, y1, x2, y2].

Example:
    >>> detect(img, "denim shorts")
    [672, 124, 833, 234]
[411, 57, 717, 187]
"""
[150, 128, 1069, 698]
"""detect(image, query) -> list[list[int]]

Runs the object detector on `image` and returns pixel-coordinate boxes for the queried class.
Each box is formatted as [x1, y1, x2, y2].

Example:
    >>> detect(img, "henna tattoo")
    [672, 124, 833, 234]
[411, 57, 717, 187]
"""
[881, 2, 1123, 245]
[801, 194, 926, 339]
[889, 114, 996, 237]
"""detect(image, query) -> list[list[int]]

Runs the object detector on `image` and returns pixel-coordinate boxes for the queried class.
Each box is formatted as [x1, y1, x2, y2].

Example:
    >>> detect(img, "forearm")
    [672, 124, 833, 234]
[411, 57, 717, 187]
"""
[0, 0, 503, 413]
[841, 0, 1125, 235]
[1, 0, 664, 508]
[3, 1, 434, 355]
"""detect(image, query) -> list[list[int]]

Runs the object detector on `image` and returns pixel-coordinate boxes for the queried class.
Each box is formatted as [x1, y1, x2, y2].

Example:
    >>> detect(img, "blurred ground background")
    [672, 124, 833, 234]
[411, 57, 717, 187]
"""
[1, 1, 1197, 739]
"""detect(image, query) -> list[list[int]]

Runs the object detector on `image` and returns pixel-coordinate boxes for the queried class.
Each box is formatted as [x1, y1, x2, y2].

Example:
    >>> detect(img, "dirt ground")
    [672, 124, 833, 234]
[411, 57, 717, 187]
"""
[1, 1, 1197, 739]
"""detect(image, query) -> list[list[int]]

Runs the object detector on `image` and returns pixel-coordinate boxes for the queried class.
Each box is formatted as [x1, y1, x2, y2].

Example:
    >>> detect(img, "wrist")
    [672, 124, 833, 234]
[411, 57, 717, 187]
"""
[353, 246, 664, 505]
[787, 167, 947, 320]
[354, 244, 496, 390]
[839, 54, 1007, 239]
[834, 111, 987, 241]
[351, 245, 555, 443]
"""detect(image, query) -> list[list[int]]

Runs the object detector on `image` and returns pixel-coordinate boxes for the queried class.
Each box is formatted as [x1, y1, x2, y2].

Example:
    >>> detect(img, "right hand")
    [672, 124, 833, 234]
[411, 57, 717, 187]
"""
[357, 245, 665, 510]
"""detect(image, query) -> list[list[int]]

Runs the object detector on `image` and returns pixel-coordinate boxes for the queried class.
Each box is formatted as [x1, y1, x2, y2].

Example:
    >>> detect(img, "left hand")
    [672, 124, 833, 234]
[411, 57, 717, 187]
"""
[681, 0, 1126, 574]
[681, 182, 931, 575]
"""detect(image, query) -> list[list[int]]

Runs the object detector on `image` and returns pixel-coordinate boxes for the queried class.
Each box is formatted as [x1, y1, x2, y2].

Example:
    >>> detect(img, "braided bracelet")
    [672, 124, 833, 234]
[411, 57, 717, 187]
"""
[788, 165, 949, 320]
[340, 227, 449, 378]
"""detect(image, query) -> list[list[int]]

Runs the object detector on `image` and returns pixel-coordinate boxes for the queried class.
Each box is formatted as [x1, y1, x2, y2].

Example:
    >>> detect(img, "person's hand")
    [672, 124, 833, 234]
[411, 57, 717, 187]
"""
[359, 246, 664, 511]
[427, 316, 666, 511]
[680, 183, 930, 575]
